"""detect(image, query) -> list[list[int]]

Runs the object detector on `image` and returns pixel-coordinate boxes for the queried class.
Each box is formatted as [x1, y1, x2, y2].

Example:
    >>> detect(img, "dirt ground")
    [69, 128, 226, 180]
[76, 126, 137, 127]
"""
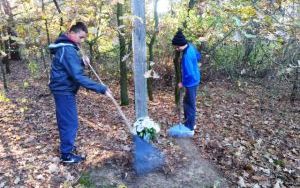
[89, 138, 228, 188]
[0, 61, 299, 187]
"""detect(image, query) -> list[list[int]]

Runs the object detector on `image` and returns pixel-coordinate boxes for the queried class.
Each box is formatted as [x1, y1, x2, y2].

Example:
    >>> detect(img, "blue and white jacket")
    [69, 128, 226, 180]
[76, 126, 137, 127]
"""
[48, 34, 107, 95]
[181, 43, 201, 87]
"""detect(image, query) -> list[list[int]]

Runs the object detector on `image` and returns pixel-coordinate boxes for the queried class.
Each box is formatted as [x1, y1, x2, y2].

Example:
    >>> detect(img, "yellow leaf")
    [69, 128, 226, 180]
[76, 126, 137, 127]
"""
[68, 19, 77, 30]
[118, 184, 127, 188]
[0, 50, 7, 57]
[235, 6, 256, 20]
[79, 15, 90, 22]
[41, 14, 47, 20]
[223, 25, 230, 32]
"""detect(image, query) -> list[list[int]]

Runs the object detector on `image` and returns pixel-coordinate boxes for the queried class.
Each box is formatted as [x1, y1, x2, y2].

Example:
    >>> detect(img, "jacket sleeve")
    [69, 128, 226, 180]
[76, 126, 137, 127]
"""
[196, 50, 201, 62]
[62, 47, 107, 94]
[191, 45, 201, 62]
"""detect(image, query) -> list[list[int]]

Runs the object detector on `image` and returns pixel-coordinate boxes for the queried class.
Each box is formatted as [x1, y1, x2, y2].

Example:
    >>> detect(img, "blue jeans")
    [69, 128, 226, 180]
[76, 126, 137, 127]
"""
[183, 85, 198, 130]
[53, 94, 78, 154]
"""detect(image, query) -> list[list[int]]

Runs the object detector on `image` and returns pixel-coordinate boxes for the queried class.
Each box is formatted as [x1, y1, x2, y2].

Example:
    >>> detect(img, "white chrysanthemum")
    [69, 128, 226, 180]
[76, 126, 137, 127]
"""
[132, 116, 160, 135]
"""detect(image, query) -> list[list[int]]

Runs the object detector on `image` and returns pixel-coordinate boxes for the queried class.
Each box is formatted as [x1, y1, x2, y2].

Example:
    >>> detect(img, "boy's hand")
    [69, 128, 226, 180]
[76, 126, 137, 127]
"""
[178, 82, 183, 88]
[82, 55, 90, 66]
[105, 88, 113, 98]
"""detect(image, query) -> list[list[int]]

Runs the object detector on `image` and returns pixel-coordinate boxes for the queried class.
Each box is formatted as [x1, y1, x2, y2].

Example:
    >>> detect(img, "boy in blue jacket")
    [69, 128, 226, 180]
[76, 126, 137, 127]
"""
[49, 22, 112, 163]
[168, 30, 201, 137]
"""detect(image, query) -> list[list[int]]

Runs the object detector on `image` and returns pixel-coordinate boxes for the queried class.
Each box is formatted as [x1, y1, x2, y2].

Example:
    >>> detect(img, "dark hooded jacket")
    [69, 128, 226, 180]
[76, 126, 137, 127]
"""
[48, 34, 106, 95]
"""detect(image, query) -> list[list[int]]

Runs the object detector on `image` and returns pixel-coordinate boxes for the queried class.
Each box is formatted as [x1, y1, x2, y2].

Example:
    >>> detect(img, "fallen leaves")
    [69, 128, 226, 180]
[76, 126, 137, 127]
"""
[1, 63, 299, 187]
[48, 163, 59, 174]
[196, 81, 300, 187]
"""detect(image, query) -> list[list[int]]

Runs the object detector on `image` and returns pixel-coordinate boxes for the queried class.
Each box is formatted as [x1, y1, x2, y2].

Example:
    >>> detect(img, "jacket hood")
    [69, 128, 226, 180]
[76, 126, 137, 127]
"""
[49, 34, 78, 54]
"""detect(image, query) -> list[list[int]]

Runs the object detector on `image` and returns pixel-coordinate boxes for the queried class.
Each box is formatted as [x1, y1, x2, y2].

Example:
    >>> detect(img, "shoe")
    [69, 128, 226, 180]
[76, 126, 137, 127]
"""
[167, 124, 194, 138]
[61, 153, 86, 164]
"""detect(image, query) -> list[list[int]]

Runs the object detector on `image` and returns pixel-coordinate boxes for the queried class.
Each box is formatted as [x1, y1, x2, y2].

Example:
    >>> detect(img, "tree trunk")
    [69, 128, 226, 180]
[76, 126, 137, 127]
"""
[0, 37, 8, 91]
[42, 0, 51, 46]
[52, 0, 63, 32]
[45, 19, 51, 46]
[147, 0, 159, 102]
[2, 0, 21, 62]
[40, 48, 49, 79]
[132, 0, 148, 118]
[242, 28, 255, 68]
[3, 29, 11, 74]
[117, 2, 129, 106]
[290, 66, 299, 105]
[173, 51, 181, 106]
[147, 38, 154, 101]
[2, 55, 10, 74]
[0, 58, 8, 92]
[41, 0, 50, 78]
[173, 0, 196, 105]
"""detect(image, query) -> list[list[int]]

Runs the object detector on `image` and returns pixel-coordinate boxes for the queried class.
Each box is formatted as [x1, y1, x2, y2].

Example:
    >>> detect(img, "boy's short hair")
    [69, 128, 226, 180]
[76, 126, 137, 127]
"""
[69, 22, 88, 34]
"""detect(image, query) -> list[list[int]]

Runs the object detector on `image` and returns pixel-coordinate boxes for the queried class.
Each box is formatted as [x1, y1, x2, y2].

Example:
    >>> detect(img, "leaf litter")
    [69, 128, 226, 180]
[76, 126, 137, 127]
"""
[0, 62, 299, 187]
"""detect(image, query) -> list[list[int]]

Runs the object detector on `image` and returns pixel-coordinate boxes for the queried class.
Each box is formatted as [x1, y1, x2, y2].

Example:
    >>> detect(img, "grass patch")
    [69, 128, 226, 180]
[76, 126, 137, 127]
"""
[77, 172, 96, 188]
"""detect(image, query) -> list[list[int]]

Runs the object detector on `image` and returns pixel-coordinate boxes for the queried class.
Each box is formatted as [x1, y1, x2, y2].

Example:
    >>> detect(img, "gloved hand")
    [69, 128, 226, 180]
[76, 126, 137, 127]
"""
[105, 88, 113, 98]
[82, 55, 90, 66]
[178, 82, 183, 88]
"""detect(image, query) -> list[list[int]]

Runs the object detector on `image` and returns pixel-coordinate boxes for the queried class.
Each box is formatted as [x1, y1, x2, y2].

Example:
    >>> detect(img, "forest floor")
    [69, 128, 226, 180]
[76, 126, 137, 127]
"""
[0, 61, 299, 188]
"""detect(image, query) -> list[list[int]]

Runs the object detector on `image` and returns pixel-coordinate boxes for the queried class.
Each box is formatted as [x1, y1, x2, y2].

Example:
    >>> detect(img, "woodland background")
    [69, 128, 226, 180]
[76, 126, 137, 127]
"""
[0, 0, 299, 187]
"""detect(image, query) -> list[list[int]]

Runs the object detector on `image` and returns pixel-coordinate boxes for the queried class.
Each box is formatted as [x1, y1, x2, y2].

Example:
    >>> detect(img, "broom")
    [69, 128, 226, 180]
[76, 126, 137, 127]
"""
[82, 55, 164, 175]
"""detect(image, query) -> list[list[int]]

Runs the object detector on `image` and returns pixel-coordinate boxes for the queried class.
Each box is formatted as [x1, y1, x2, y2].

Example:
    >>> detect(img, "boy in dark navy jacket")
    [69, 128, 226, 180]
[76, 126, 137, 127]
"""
[49, 22, 112, 163]
[168, 30, 201, 137]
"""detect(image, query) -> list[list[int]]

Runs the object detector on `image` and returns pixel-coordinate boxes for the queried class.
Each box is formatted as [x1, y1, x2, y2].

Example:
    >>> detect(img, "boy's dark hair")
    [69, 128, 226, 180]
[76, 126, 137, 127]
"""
[69, 22, 88, 33]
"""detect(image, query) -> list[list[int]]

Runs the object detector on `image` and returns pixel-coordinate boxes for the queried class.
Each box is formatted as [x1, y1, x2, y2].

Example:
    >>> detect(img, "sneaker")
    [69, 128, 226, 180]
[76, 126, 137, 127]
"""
[167, 124, 194, 138]
[61, 153, 86, 164]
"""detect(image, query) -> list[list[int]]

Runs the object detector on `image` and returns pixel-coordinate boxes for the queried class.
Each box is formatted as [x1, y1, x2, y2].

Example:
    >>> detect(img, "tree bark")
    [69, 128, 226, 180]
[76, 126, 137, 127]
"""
[42, 0, 50, 78]
[42, 0, 51, 46]
[52, 0, 63, 32]
[2, 55, 10, 74]
[290, 66, 299, 105]
[0, 35, 8, 91]
[132, 0, 148, 118]
[147, 0, 159, 101]
[1, 0, 13, 73]
[52, 0, 62, 13]
[0, 58, 8, 92]
[173, 51, 181, 105]
[117, 2, 129, 106]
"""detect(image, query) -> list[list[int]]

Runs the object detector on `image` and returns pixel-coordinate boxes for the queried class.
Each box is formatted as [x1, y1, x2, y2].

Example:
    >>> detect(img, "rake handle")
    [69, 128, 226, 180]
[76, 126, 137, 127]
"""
[86, 61, 132, 131]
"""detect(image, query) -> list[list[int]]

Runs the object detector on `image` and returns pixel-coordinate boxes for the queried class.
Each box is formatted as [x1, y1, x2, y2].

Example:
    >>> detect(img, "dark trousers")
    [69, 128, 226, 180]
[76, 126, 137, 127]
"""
[53, 94, 78, 154]
[183, 85, 198, 130]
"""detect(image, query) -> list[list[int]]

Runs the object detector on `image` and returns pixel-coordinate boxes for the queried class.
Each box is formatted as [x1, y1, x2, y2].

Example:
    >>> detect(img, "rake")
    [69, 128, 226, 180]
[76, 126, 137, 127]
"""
[84, 57, 164, 175]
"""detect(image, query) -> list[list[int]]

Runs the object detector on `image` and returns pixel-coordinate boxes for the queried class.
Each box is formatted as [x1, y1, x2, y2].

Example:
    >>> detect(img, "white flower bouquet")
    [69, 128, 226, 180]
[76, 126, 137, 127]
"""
[132, 116, 160, 142]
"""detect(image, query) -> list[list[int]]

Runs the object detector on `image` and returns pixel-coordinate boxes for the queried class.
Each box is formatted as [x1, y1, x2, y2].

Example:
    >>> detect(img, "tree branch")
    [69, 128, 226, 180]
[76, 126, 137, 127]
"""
[52, 0, 62, 14]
